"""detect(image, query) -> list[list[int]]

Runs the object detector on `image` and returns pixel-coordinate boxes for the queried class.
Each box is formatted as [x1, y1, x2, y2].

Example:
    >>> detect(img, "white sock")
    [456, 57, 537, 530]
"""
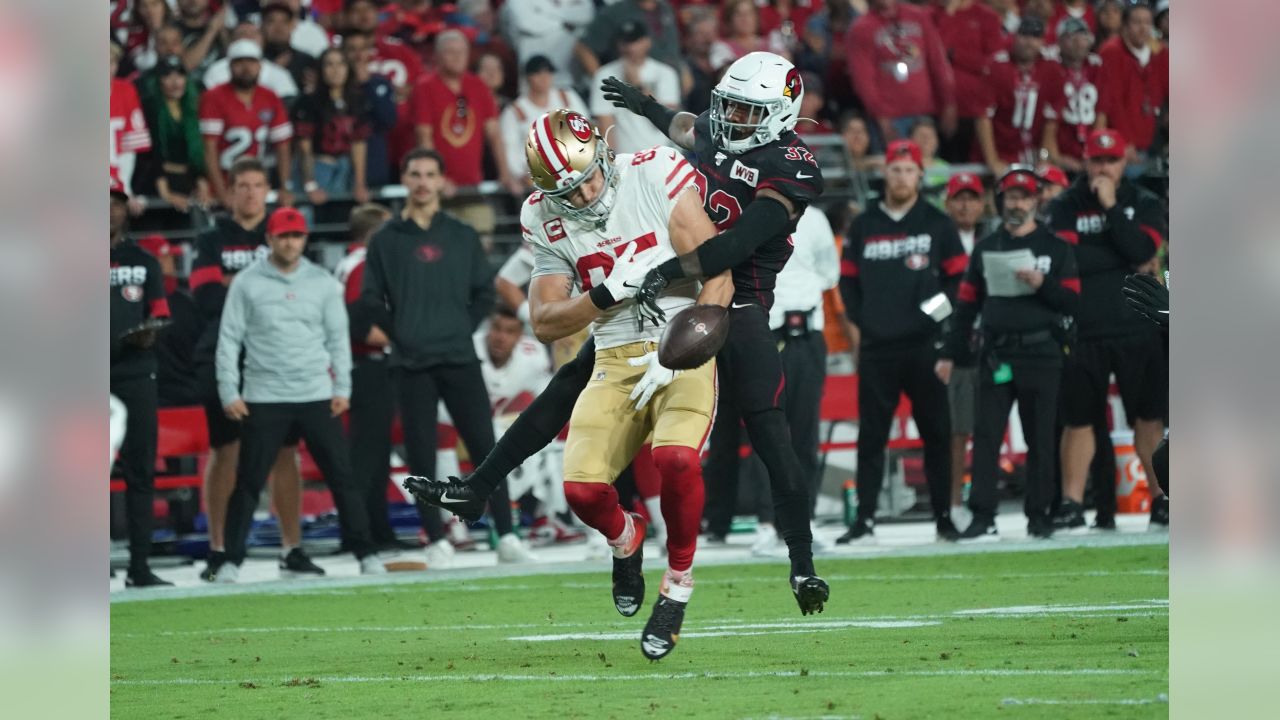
[608, 512, 635, 556]
[663, 568, 694, 602]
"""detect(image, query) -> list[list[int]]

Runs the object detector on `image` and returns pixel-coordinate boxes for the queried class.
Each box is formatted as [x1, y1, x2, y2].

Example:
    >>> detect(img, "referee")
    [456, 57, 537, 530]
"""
[837, 140, 969, 544]
[360, 149, 528, 565]
[937, 167, 1080, 540]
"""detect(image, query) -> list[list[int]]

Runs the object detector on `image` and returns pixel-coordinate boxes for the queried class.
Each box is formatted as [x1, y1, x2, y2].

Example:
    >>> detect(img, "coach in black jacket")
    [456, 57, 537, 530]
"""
[1046, 129, 1168, 530]
[360, 149, 515, 553]
[838, 141, 969, 544]
[938, 167, 1080, 540]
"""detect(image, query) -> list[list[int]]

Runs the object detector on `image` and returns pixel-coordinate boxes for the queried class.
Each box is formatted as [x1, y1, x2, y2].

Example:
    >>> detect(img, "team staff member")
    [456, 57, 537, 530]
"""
[190, 158, 313, 582]
[334, 203, 406, 551]
[214, 208, 385, 581]
[937, 167, 1080, 540]
[110, 185, 172, 588]
[360, 149, 529, 564]
[837, 140, 969, 544]
[1048, 128, 1168, 530]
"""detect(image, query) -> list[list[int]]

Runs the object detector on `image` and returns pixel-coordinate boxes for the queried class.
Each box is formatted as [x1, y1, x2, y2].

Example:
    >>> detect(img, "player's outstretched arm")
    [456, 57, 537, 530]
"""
[599, 77, 694, 151]
[668, 188, 732, 306]
[665, 189, 798, 282]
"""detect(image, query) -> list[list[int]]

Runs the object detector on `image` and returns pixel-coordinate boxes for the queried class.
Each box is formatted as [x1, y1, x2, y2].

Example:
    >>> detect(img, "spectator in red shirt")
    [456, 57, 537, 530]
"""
[931, 0, 1004, 162]
[199, 40, 295, 206]
[412, 30, 524, 199]
[1044, 17, 1103, 173]
[1096, 1, 1167, 164]
[975, 16, 1063, 175]
[846, 0, 957, 144]
[294, 48, 373, 206]
[110, 43, 152, 210]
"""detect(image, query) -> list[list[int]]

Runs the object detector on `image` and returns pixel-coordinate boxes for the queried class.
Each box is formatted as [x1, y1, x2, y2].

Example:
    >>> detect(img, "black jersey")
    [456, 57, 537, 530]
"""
[690, 111, 824, 309]
[110, 241, 170, 381]
[189, 215, 269, 363]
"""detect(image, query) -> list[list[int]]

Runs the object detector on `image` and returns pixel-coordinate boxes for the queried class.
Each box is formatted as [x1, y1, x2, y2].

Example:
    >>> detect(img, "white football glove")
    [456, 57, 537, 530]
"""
[628, 351, 679, 411]
[601, 242, 663, 304]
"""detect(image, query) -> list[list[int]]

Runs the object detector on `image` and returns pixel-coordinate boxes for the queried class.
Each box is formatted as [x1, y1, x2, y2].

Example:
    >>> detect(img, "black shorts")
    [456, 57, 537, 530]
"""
[717, 304, 786, 414]
[1059, 334, 1168, 427]
[197, 363, 301, 449]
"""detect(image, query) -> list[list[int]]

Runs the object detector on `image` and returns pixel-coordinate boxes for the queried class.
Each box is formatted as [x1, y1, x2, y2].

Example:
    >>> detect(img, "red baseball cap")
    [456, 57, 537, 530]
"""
[136, 234, 176, 258]
[998, 166, 1040, 195]
[267, 206, 309, 236]
[1084, 128, 1126, 159]
[1037, 164, 1069, 188]
[884, 139, 923, 169]
[946, 172, 984, 198]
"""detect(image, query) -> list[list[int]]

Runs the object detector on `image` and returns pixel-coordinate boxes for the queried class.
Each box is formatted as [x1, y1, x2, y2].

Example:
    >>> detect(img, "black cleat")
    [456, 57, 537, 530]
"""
[611, 544, 645, 617]
[791, 575, 829, 615]
[936, 516, 961, 542]
[280, 548, 326, 578]
[1027, 515, 1055, 539]
[1091, 513, 1117, 531]
[1052, 500, 1087, 532]
[641, 594, 688, 660]
[835, 517, 875, 544]
[1149, 494, 1169, 528]
[403, 474, 488, 523]
[125, 567, 173, 588]
[958, 518, 999, 542]
[199, 551, 226, 582]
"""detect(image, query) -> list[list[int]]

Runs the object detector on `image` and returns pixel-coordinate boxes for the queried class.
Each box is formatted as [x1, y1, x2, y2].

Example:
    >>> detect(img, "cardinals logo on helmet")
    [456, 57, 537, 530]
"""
[566, 112, 593, 142]
[782, 68, 802, 99]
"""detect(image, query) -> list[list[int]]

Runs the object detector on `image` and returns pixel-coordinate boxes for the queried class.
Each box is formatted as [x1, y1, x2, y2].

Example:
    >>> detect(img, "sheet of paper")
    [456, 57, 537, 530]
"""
[982, 249, 1037, 297]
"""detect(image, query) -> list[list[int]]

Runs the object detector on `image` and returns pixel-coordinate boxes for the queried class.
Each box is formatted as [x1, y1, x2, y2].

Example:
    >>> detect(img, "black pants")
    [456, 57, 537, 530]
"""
[349, 355, 397, 544]
[224, 401, 375, 563]
[970, 358, 1062, 523]
[397, 363, 513, 539]
[855, 340, 951, 521]
[111, 373, 158, 570]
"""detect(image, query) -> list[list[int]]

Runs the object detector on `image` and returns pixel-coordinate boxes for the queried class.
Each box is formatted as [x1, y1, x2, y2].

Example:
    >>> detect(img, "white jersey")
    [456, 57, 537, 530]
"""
[474, 331, 553, 414]
[524, 146, 702, 350]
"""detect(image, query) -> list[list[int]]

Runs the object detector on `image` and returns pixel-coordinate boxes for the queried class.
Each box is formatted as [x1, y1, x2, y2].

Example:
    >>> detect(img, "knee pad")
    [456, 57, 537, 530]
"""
[651, 445, 701, 479]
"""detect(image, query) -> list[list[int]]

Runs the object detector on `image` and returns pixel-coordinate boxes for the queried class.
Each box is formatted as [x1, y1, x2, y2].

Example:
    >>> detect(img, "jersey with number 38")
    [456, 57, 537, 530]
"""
[524, 147, 702, 350]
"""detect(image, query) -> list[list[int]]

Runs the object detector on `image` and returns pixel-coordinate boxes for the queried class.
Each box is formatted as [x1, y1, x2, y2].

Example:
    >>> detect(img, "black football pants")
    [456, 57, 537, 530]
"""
[855, 340, 951, 522]
[111, 373, 158, 570]
[349, 356, 397, 544]
[224, 401, 375, 564]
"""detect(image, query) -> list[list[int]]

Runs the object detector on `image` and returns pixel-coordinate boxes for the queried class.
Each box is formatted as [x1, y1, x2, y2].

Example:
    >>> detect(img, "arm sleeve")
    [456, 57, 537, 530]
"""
[839, 218, 863, 325]
[215, 278, 247, 406]
[1035, 242, 1081, 314]
[944, 249, 985, 359]
[324, 280, 353, 398]
[1104, 192, 1165, 265]
[658, 196, 792, 281]
[143, 256, 170, 319]
[497, 245, 536, 286]
[469, 231, 496, 330]
[189, 230, 227, 321]
[937, 222, 969, 300]
[529, 238, 574, 279]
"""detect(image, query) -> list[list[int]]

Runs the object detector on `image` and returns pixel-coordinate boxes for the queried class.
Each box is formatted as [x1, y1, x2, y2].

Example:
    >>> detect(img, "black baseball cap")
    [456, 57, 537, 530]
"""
[156, 54, 185, 77]
[1017, 16, 1045, 37]
[524, 55, 556, 75]
[618, 20, 648, 44]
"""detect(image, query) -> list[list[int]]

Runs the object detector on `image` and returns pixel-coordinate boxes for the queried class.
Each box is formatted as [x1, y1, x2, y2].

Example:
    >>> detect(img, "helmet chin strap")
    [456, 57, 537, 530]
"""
[602, 124, 617, 149]
[796, 117, 819, 127]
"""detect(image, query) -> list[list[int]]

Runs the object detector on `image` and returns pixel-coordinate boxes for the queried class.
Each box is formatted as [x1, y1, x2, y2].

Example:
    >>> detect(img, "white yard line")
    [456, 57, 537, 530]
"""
[1001, 696, 1168, 706]
[110, 667, 1160, 687]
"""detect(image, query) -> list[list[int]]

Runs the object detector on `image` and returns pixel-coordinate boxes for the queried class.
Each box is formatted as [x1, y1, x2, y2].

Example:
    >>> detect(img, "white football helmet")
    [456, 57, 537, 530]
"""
[709, 52, 804, 154]
[525, 109, 619, 226]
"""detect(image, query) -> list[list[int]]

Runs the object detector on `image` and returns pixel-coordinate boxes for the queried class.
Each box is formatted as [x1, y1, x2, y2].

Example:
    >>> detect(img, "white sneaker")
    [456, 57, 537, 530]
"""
[214, 562, 239, 584]
[810, 523, 834, 554]
[359, 554, 388, 575]
[951, 504, 973, 531]
[496, 533, 537, 563]
[424, 539, 455, 569]
[751, 524, 783, 557]
[583, 533, 612, 562]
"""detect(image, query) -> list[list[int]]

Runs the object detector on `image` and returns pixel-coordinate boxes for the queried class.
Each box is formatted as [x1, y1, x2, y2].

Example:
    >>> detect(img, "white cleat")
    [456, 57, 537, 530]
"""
[496, 533, 537, 563]
[424, 539, 456, 569]
[751, 524, 784, 557]
[213, 562, 239, 584]
[360, 554, 388, 575]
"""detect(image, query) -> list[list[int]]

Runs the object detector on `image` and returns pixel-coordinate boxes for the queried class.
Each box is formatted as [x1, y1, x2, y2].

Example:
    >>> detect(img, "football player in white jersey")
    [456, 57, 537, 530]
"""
[521, 109, 732, 660]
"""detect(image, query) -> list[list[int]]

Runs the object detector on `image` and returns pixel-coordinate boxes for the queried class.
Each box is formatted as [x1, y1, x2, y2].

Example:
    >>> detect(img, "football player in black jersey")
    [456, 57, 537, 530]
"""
[405, 52, 830, 615]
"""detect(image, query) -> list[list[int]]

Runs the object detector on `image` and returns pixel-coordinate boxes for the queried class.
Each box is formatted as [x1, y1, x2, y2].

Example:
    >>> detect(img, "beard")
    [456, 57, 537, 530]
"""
[230, 74, 257, 90]
[1002, 205, 1033, 228]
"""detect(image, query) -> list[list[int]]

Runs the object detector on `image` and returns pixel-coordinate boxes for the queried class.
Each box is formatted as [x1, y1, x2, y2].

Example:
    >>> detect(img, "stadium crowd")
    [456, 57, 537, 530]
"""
[108, 0, 1170, 587]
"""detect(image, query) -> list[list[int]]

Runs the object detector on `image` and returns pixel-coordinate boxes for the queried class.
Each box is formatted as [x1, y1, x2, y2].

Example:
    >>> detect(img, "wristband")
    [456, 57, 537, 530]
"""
[589, 284, 619, 310]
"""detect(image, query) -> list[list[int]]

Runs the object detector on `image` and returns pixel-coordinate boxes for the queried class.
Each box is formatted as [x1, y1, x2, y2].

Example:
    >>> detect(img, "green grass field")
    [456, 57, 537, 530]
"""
[111, 544, 1168, 719]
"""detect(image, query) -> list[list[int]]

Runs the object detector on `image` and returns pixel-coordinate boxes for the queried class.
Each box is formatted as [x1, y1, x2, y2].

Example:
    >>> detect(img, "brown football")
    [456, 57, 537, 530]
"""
[658, 304, 730, 370]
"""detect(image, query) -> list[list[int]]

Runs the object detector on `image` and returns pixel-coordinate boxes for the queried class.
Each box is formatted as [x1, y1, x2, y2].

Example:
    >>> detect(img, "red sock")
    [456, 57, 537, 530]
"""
[563, 481, 626, 541]
[652, 445, 705, 573]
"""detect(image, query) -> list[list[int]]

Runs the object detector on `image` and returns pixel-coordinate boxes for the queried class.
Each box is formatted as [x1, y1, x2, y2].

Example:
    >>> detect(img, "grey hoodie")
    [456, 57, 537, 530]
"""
[216, 256, 351, 406]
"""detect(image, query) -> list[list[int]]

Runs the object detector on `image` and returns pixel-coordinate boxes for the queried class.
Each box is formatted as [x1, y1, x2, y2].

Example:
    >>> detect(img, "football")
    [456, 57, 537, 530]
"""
[658, 304, 730, 370]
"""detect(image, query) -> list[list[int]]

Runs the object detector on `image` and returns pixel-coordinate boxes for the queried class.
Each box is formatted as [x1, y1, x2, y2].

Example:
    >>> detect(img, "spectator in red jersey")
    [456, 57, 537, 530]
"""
[931, 0, 1004, 163]
[346, 1, 427, 173]
[124, 0, 176, 74]
[1096, 0, 1167, 166]
[262, 2, 321, 98]
[1094, 0, 1124, 49]
[795, 71, 834, 137]
[199, 40, 295, 206]
[294, 48, 373, 206]
[1046, 0, 1097, 43]
[176, 0, 229, 78]
[846, 0, 957, 144]
[137, 55, 211, 213]
[975, 16, 1063, 175]
[343, 32, 405, 188]
[110, 44, 152, 212]
[1043, 17, 1103, 173]
[710, 0, 790, 70]
[412, 29, 524, 204]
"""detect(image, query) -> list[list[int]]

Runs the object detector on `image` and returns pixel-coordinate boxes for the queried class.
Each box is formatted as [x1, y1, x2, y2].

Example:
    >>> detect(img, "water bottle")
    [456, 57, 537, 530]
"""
[842, 479, 857, 526]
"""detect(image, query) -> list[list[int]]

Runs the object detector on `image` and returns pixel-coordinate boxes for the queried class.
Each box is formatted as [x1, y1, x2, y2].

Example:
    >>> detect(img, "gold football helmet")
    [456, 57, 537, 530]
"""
[525, 109, 618, 225]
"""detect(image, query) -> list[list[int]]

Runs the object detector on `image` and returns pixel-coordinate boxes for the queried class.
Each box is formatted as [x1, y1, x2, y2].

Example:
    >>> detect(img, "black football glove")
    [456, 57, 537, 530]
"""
[600, 76, 652, 117]
[634, 267, 670, 331]
[1122, 273, 1169, 328]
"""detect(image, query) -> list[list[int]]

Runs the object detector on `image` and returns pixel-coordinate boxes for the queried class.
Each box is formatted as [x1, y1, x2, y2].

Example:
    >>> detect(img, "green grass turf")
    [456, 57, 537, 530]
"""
[111, 545, 1168, 719]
